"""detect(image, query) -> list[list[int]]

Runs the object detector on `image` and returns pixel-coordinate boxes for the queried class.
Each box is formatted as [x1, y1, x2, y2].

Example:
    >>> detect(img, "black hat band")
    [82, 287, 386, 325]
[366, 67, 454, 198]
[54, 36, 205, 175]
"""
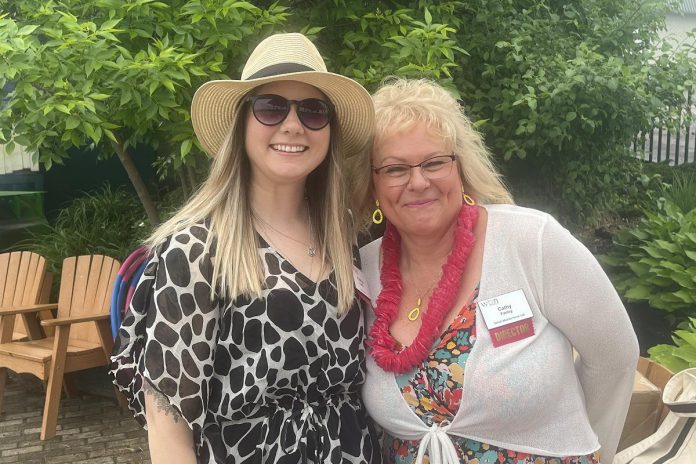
[247, 63, 315, 80]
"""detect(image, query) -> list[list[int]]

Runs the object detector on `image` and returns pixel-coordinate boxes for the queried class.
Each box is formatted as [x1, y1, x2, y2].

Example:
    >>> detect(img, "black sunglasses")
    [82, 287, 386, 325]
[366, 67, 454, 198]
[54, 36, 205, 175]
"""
[245, 94, 334, 130]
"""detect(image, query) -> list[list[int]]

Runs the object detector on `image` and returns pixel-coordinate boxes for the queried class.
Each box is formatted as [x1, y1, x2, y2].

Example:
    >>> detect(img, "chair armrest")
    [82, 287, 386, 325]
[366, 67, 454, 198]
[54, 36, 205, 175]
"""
[0, 303, 58, 316]
[41, 313, 110, 327]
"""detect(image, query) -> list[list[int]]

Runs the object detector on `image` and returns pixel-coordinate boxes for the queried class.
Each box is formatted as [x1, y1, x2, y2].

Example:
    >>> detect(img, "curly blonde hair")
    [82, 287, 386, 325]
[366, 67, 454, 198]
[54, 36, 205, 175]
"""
[351, 78, 513, 226]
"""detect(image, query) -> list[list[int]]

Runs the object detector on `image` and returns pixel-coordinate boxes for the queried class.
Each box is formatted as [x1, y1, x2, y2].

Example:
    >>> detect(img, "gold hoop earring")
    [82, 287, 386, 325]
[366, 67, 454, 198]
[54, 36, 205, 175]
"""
[372, 200, 384, 224]
[462, 188, 476, 206]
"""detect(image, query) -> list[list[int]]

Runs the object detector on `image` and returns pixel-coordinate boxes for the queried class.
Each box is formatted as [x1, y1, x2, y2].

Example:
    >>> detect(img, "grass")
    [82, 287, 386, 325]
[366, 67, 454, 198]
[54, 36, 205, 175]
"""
[660, 168, 696, 213]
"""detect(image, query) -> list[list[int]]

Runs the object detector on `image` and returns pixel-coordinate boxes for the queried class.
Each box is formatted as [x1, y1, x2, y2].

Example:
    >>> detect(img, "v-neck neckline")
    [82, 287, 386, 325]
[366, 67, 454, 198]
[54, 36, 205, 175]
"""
[395, 284, 480, 352]
[257, 233, 333, 287]
[432, 284, 479, 347]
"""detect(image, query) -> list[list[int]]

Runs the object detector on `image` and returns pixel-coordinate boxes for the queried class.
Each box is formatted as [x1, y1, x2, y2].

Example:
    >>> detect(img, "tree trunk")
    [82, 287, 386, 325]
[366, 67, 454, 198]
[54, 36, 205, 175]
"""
[185, 163, 197, 193]
[177, 167, 190, 198]
[111, 139, 161, 225]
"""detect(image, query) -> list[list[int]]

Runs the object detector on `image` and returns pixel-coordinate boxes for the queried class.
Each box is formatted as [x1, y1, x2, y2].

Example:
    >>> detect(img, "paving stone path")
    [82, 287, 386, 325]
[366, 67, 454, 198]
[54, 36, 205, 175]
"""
[0, 369, 150, 464]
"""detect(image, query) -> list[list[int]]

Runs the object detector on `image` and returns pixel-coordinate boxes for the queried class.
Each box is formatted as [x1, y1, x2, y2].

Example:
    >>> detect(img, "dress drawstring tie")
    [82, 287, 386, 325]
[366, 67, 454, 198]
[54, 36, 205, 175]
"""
[415, 423, 459, 464]
[281, 403, 332, 463]
[256, 399, 343, 464]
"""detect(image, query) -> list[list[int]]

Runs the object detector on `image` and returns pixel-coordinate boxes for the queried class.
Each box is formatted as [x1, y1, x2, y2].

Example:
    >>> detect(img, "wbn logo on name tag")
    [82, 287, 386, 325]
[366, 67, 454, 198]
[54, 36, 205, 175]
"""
[478, 289, 535, 347]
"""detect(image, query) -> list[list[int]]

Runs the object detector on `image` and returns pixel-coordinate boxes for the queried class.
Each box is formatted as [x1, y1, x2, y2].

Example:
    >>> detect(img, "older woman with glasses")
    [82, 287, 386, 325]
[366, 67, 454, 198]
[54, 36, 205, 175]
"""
[354, 78, 638, 464]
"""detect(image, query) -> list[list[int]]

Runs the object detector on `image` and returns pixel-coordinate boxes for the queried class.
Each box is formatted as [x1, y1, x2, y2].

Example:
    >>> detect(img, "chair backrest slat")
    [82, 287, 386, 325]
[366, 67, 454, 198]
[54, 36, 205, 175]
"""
[0, 253, 9, 304]
[95, 258, 119, 314]
[0, 252, 48, 338]
[22, 253, 46, 307]
[66, 256, 91, 319]
[12, 252, 31, 307]
[1, 253, 21, 308]
[57, 257, 76, 318]
[58, 255, 120, 345]
[81, 255, 104, 316]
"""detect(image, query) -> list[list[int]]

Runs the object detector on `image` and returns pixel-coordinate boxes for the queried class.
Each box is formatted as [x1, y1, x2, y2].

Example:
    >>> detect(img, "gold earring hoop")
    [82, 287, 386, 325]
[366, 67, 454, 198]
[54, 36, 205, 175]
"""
[462, 187, 476, 206]
[372, 200, 384, 224]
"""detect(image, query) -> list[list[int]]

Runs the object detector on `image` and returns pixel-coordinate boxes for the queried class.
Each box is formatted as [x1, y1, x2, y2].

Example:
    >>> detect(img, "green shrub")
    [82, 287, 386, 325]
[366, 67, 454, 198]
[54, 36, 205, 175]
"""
[555, 149, 647, 225]
[599, 199, 696, 319]
[18, 185, 150, 275]
[649, 317, 696, 373]
[448, 0, 695, 223]
[661, 169, 696, 214]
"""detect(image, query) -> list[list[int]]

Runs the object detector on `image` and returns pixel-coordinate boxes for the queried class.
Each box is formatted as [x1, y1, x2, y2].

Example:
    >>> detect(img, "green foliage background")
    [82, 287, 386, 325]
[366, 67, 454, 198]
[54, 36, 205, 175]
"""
[599, 169, 696, 372]
[1, 0, 695, 223]
[600, 198, 696, 318]
[20, 186, 148, 274]
[649, 317, 696, 373]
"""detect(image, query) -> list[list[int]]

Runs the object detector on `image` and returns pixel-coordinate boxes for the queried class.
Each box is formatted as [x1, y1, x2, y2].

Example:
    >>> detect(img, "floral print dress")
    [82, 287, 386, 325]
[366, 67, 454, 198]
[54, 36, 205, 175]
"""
[383, 287, 601, 464]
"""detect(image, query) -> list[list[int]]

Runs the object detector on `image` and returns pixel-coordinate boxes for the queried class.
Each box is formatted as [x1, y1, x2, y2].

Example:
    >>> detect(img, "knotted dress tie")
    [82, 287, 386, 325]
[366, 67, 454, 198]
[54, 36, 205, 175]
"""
[415, 423, 459, 464]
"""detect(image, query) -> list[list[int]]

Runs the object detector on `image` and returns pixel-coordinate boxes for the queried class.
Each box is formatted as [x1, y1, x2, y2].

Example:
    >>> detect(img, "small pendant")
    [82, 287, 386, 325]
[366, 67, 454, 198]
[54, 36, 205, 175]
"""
[308, 246, 316, 257]
[407, 298, 422, 321]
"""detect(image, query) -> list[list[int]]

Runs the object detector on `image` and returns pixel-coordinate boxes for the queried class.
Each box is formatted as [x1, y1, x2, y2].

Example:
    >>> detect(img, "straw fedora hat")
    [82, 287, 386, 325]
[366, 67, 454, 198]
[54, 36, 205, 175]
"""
[191, 33, 374, 157]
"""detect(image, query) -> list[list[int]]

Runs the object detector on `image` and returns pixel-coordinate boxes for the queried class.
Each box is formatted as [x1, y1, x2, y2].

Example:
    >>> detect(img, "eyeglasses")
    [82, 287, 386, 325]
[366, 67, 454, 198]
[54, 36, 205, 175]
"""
[372, 154, 457, 187]
[245, 94, 333, 130]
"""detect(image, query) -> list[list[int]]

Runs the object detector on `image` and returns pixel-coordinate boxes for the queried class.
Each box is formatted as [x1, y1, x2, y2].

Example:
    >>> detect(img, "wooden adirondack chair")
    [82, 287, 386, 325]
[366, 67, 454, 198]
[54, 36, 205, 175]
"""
[0, 255, 120, 440]
[0, 251, 53, 342]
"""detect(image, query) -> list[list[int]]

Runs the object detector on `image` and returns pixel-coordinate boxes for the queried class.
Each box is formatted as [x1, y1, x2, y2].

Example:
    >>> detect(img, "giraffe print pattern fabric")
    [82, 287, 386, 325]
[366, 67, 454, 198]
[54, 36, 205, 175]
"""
[110, 223, 380, 463]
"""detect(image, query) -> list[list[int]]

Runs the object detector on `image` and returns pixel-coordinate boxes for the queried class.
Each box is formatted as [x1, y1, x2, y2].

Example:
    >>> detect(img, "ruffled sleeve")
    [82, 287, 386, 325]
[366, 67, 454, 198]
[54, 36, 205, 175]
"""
[110, 223, 220, 447]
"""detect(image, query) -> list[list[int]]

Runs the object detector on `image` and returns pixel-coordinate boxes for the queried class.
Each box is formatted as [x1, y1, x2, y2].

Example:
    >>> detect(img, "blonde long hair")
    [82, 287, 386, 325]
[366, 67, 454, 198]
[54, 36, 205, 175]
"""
[353, 78, 513, 224]
[147, 99, 355, 314]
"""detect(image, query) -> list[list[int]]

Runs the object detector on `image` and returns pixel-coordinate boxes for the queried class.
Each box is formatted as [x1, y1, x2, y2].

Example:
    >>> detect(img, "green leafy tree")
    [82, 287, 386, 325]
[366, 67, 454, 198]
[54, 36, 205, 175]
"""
[288, 0, 695, 222]
[0, 0, 288, 224]
[1, 0, 465, 225]
[450, 0, 696, 222]
[283, 1, 466, 92]
[3, 0, 694, 227]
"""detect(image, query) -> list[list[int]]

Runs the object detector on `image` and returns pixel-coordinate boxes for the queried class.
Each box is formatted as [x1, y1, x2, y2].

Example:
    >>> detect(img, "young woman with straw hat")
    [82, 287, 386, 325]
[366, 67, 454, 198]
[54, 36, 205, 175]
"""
[110, 33, 381, 464]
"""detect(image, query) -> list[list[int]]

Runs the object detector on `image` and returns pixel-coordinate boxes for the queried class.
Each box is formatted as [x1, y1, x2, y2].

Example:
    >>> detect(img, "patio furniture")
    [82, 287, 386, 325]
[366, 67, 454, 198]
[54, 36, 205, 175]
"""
[0, 255, 120, 440]
[0, 251, 53, 341]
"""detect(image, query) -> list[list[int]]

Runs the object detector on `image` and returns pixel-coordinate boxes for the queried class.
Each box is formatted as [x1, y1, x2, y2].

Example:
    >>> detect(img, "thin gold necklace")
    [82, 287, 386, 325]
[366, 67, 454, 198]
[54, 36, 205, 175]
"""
[406, 278, 439, 321]
[260, 226, 316, 281]
[253, 213, 316, 257]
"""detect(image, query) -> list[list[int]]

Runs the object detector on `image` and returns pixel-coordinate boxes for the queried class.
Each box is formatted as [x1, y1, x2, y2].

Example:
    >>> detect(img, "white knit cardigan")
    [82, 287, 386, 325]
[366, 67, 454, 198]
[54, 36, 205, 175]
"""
[359, 204, 639, 464]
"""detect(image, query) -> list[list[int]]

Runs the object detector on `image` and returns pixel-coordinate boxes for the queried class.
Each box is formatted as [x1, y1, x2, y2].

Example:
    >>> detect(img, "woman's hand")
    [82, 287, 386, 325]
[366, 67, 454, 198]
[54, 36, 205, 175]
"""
[144, 380, 198, 464]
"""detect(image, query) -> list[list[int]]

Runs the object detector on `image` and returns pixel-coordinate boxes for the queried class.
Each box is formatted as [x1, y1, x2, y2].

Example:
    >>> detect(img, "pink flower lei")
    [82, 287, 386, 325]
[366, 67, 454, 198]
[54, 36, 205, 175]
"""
[368, 204, 479, 374]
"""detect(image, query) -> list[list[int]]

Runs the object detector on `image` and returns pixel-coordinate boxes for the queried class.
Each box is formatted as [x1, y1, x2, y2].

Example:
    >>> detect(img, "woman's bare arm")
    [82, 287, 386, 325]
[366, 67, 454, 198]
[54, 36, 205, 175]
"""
[144, 381, 198, 464]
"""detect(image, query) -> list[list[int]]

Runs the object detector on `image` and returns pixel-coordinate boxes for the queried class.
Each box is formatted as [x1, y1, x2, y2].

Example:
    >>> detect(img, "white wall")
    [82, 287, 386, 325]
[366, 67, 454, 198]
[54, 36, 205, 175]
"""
[0, 144, 38, 175]
[665, 12, 696, 44]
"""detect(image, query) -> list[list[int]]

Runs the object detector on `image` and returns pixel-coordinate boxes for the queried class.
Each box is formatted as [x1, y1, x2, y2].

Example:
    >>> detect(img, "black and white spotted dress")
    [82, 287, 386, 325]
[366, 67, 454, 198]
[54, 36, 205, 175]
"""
[109, 222, 381, 463]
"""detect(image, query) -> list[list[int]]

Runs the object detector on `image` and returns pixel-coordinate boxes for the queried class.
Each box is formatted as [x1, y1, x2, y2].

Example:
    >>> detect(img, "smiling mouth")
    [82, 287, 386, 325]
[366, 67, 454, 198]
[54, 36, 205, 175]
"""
[405, 199, 435, 207]
[271, 144, 308, 153]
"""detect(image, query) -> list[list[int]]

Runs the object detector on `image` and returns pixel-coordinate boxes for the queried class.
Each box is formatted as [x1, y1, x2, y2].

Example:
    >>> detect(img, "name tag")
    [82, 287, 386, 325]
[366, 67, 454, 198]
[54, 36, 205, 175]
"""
[479, 289, 535, 347]
[353, 265, 372, 305]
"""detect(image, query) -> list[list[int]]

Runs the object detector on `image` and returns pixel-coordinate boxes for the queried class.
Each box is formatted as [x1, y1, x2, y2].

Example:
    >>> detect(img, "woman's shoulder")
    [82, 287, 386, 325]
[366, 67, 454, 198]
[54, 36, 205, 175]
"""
[359, 237, 382, 252]
[153, 220, 214, 255]
[483, 203, 557, 231]
[359, 237, 382, 264]
[482, 204, 571, 254]
[483, 203, 552, 220]
[359, 238, 382, 288]
[148, 220, 216, 282]
[171, 220, 212, 244]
